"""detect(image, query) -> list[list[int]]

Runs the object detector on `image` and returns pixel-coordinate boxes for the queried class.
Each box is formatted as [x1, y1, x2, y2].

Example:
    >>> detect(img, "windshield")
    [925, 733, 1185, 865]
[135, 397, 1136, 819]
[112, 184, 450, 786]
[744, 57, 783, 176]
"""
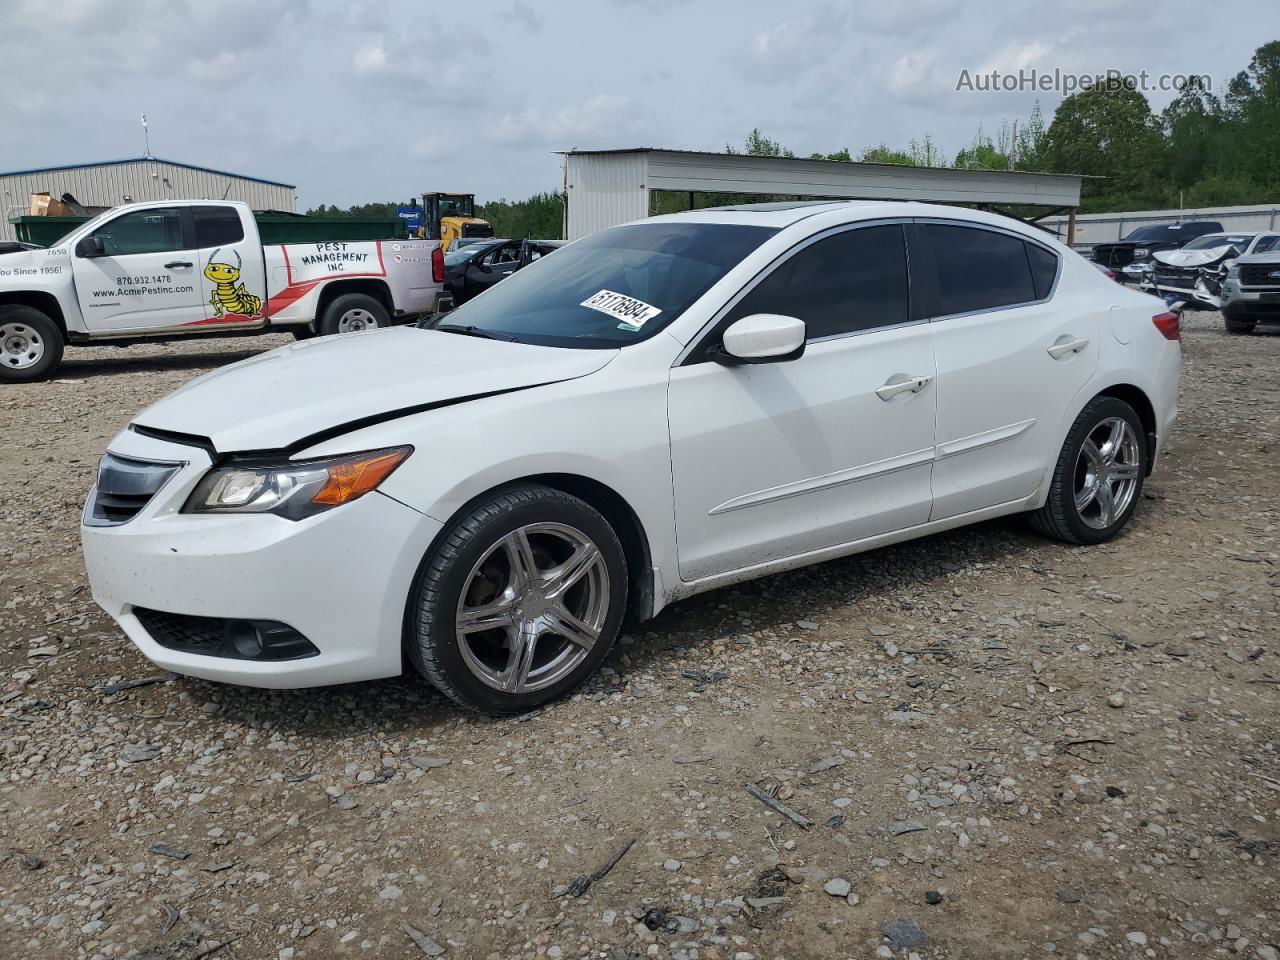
[430, 221, 778, 348]
[1183, 234, 1252, 250]
[445, 244, 493, 266]
[1122, 225, 1182, 243]
[46, 208, 115, 248]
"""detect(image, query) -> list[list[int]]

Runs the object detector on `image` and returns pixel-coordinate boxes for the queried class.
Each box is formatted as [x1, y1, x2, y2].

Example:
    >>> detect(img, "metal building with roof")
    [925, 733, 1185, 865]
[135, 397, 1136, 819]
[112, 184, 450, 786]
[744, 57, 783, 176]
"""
[1, 157, 296, 242]
[561, 148, 1084, 242]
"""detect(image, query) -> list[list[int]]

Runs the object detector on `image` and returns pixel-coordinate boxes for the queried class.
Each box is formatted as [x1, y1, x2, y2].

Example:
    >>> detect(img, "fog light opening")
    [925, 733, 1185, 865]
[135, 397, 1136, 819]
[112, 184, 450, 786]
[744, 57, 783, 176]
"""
[228, 621, 265, 659]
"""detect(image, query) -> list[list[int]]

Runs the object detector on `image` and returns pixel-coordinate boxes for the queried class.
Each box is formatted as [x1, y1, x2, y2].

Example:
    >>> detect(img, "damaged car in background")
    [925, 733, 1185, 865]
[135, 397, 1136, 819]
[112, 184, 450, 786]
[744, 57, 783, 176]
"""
[1221, 249, 1280, 333]
[1091, 220, 1223, 284]
[1142, 232, 1280, 309]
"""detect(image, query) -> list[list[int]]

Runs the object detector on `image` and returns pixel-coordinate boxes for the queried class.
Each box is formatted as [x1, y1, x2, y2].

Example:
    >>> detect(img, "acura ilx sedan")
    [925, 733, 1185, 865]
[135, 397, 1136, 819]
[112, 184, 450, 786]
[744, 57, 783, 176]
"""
[81, 201, 1181, 714]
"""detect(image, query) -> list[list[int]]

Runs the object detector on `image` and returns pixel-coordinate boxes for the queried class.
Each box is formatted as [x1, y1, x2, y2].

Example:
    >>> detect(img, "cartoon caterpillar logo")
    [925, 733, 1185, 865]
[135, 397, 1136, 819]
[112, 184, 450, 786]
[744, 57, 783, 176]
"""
[204, 249, 262, 317]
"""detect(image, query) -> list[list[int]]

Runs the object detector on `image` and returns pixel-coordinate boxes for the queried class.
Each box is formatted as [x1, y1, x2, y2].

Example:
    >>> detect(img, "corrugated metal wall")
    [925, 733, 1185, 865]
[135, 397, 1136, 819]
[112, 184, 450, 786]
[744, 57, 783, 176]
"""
[0, 160, 295, 241]
[564, 153, 649, 240]
[1038, 203, 1280, 250]
[645, 152, 1082, 208]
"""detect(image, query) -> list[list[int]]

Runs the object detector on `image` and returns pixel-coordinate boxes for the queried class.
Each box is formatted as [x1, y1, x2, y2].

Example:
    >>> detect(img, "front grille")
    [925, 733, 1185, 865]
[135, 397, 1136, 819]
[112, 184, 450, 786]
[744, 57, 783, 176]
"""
[86, 453, 183, 526]
[1153, 266, 1199, 287]
[1239, 264, 1280, 287]
[133, 608, 319, 661]
[1093, 244, 1134, 268]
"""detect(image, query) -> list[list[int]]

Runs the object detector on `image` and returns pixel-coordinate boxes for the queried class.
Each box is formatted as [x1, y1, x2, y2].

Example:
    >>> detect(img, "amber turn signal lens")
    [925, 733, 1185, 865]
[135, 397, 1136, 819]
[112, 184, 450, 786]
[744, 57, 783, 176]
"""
[310, 447, 412, 506]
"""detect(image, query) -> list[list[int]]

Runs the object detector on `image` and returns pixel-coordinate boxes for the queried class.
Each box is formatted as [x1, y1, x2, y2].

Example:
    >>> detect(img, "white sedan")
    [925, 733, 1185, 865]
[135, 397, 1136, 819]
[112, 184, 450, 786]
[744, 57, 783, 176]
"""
[81, 201, 1181, 714]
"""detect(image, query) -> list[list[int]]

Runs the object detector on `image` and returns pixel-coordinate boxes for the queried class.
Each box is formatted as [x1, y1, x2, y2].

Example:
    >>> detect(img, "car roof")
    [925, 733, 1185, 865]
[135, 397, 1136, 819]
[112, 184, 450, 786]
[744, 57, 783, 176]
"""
[642, 200, 1066, 242]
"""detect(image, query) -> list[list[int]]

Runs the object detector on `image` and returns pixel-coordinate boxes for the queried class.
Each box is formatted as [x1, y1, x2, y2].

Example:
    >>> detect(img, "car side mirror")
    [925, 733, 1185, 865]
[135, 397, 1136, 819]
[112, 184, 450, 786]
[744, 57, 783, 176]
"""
[475, 262, 492, 274]
[76, 236, 105, 258]
[716, 313, 806, 365]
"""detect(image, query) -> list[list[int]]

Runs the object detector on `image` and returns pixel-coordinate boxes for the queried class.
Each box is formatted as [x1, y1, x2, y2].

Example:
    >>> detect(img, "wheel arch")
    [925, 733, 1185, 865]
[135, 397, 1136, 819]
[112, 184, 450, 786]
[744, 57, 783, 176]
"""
[1095, 383, 1158, 475]
[315, 279, 395, 320]
[405, 472, 658, 634]
[0, 291, 67, 335]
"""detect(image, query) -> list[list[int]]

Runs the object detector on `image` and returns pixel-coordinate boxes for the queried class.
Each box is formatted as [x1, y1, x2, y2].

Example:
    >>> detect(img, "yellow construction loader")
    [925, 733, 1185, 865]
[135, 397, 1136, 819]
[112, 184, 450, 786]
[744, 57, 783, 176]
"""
[422, 193, 493, 251]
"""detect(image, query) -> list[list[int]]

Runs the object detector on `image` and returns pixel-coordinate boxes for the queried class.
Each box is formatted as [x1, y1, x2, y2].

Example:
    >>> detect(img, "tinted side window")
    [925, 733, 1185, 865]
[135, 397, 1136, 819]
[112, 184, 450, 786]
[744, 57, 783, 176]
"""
[193, 206, 245, 247]
[725, 224, 908, 339]
[924, 224, 1037, 315]
[89, 207, 184, 256]
[1025, 243, 1059, 300]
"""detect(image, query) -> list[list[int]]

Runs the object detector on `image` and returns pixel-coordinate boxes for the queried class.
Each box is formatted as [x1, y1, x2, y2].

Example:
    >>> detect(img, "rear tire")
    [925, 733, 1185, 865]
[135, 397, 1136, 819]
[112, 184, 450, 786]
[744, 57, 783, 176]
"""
[316, 293, 390, 337]
[407, 484, 628, 715]
[0, 305, 64, 383]
[1223, 309, 1256, 334]
[1029, 396, 1147, 545]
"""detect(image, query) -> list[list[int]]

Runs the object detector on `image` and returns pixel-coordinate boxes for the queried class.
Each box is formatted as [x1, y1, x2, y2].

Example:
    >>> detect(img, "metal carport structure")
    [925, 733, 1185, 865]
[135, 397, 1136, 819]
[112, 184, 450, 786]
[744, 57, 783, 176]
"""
[560, 148, 1083, 243]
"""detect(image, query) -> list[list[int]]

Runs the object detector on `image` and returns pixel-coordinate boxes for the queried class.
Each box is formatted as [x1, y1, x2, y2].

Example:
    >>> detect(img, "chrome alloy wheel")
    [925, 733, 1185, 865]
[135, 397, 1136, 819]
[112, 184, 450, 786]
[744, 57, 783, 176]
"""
[455, 522, 610, 694]
[0, 322, 45, 370]
[1074, 416, 1141, 530]
[337, 308, 378, 332]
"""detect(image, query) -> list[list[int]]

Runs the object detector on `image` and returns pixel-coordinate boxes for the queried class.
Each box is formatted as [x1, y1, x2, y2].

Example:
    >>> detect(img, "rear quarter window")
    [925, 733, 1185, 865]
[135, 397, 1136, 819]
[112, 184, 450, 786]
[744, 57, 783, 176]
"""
[923, 224, 1049, 316]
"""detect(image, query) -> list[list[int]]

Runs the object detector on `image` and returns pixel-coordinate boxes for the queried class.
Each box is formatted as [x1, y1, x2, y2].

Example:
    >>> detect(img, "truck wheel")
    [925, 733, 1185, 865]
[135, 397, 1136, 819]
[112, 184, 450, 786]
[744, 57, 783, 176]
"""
[1223, 309, 1256, 334]
[317, 293, 390, 336]
[0, 305, 64, 383]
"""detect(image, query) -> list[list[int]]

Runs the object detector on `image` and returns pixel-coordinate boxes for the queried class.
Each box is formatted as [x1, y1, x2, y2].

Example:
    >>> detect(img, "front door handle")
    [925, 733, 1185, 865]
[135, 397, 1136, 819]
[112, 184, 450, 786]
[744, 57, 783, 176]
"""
[165, 260, 193, 269]
[1047, 335, 1090, 360]
[875, 374, 932, 401]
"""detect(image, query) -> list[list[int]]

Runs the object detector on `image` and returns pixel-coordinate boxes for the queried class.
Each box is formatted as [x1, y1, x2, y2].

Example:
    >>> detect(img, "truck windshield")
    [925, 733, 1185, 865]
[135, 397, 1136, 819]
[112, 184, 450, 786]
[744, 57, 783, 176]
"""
[428, 222, 778, 348]
[46, 208, 116, 248]
[1183, 234, 1252, 250]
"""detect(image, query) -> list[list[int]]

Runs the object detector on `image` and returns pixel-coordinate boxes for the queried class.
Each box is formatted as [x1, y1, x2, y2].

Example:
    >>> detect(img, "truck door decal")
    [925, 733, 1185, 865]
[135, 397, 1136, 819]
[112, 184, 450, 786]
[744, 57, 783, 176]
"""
[202, 248, 263, 320]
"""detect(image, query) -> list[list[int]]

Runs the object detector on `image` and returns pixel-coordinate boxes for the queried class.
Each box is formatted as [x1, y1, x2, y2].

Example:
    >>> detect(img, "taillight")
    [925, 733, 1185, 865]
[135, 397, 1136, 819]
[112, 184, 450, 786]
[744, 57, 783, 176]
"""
[431, 245, 444, 284]
[1152, 311, 1180, 340]
[1104, 269, 1116, 281]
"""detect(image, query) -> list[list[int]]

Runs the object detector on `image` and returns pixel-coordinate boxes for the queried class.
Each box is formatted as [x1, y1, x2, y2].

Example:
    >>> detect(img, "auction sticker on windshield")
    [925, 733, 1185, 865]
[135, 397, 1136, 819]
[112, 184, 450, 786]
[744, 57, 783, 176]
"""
[580, 289, 662, 330]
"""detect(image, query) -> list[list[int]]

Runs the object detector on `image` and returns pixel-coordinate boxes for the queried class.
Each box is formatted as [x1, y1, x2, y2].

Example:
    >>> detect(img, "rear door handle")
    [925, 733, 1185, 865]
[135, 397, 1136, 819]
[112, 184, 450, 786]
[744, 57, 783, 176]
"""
[1047, 335, 1089, 360]
[165, 260, 193, 269]
[875, 374, 932, 401]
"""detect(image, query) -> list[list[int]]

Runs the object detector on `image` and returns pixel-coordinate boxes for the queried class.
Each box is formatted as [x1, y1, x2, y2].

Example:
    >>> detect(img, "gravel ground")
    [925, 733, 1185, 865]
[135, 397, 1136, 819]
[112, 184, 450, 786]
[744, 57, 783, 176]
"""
[1, 313, 1278, 960]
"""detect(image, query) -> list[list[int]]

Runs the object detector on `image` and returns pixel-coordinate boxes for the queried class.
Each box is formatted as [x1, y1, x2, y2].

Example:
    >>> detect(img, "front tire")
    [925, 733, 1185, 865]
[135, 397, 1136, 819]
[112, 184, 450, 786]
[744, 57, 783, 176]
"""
[1030, 397, 1147, 545]
[0, 305, 64, 383]
[316, 293, 390, 336]
[1223, 309, 1256, 334]
[407, 484, 628, 714]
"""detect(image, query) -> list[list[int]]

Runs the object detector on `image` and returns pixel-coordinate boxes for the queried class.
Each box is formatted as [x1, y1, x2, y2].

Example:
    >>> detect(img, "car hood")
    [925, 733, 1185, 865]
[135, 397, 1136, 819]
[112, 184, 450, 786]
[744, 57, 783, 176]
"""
[1153, 245, 1238, 267]
[132, 327, 617, 453]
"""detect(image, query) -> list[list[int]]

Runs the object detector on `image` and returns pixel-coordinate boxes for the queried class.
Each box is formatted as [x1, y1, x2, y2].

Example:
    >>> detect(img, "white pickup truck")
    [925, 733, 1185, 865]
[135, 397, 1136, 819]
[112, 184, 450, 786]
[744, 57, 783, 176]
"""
[0, 199, 448, 382]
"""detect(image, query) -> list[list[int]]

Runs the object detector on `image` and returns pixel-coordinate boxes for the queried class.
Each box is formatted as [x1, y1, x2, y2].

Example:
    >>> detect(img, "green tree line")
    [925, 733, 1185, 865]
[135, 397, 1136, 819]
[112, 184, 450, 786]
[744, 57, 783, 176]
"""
[307, 41, 1280, 228]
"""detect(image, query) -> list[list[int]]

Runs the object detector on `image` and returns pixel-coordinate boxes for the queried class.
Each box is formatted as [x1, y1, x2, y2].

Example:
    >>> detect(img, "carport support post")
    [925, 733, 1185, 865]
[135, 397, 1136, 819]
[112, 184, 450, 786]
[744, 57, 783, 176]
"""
[1067, 207, 1077, 246]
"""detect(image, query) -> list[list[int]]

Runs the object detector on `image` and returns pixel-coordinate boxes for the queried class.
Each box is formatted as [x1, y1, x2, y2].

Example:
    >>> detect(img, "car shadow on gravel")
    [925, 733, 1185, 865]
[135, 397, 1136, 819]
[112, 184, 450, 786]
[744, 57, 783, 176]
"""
[57, 347, 272, 379]
[184, 514, 1062, 737]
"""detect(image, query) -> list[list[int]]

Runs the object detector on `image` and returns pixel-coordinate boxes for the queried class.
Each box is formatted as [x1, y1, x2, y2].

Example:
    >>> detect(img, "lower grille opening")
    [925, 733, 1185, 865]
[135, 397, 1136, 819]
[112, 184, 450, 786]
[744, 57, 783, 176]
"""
[133, 608, 320, 661]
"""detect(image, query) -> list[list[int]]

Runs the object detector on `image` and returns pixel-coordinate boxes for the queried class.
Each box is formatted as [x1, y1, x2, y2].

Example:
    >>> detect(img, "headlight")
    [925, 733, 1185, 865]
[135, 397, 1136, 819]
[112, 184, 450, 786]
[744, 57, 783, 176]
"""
[1226, 264, 1240, 279]
[1132, 247, 1150, 258]
[184, 446, 412, 520]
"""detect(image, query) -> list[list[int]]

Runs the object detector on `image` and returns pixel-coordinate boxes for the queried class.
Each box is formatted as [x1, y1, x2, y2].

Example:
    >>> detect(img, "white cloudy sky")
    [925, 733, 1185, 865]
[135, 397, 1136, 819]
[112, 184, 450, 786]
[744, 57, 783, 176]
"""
[1, 0, 1270, 208]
